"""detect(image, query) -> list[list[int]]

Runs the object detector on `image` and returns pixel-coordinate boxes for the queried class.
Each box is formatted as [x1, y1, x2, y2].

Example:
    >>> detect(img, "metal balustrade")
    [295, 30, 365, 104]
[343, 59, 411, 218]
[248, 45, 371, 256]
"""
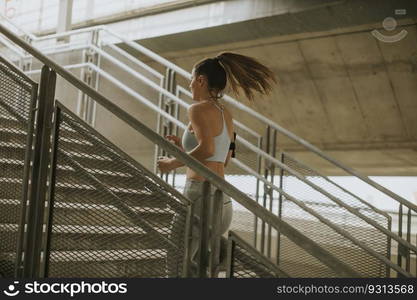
[45, 104, 192, 277]
[1, 16, 416, 277]
[226, 231, 289, 278]
[0, 56, 37, 277]
[0, 23, 365, 278]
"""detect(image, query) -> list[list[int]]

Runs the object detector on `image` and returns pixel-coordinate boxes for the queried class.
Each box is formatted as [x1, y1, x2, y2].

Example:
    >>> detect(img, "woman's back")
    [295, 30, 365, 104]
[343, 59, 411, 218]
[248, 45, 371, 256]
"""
[185, 101, 234, 181]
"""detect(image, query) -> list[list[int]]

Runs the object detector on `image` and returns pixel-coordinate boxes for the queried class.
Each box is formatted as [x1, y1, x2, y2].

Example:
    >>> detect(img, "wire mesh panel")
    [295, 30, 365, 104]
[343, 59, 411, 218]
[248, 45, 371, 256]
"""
[45, 104, 192, 278]
[0, 56, 37, 277]
[227, 202, 340, 278]
[227, 231, 287, 278]
[278, 153, 390, 277]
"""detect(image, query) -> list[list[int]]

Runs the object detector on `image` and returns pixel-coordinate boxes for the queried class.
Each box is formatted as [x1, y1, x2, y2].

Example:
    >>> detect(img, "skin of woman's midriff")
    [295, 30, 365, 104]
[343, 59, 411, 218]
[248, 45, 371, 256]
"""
[186, 161, 225, 181]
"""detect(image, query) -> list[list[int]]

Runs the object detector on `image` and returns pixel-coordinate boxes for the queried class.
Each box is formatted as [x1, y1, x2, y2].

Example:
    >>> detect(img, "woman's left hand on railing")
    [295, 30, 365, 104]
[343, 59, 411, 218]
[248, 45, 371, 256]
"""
[157, 156, 183, 173]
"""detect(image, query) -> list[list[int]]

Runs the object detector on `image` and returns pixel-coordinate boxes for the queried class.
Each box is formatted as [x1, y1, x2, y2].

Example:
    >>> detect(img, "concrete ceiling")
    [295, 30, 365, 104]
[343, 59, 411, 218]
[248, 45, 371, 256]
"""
[120, 0, 417, 175]
[3, 0, 416, 176]
[135, 0, 417, 54]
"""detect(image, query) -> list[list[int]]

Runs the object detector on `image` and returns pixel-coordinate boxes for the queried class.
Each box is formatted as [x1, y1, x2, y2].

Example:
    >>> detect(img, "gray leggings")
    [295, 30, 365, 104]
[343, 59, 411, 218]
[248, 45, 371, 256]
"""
[166, 179, 233, 277]
[183, 179, 233, 264]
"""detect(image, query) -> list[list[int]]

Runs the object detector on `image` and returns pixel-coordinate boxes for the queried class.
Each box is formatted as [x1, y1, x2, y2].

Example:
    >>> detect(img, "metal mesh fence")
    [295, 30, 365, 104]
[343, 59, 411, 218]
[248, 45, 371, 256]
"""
[0, 57, 37, 277]
[279, 153, 389, 277]
[227, 202, 339, 277]
[46, 105, 192, 278]
[228, 232, 286, 278]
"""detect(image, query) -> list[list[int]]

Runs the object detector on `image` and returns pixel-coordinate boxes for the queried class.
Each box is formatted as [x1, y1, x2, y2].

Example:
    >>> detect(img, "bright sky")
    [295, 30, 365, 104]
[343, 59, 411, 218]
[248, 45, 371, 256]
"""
[170, 174, 417, 213]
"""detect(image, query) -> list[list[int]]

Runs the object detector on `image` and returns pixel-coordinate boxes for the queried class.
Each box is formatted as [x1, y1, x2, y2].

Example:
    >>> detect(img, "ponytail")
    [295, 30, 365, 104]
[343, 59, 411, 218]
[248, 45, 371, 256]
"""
[216, 52, 276, 102]
[193, 52, 276, 102]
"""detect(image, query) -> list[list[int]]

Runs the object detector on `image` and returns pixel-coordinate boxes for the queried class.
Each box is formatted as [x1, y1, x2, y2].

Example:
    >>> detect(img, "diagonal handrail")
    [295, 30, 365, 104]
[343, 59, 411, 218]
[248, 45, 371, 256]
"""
[27, 54, 415, 257]
[3, 41, 416, 274]
[3, 21, 416, 276]
[80, 62, 417, 258]
[0, 22, 364, 278]
[97, 29, 416, 214]
[3, 34, 416, 261]
[228, 230, 290, 278]
[1, 18, 414, 214]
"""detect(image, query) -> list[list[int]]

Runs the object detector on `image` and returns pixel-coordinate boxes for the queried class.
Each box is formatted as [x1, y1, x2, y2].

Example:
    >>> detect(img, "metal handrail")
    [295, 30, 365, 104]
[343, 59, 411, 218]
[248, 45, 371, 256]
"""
[40, 42, 406, 252]
[0, 17, 414, 214]
[0, 22, 362, 278]
[0, 34, 24, 56]
[81, 58, 416, 256]
[103, 43, 164, 80]
[231, 159, 412, 277]
[1, 18, 417, 212]
[3, 21, 416, 275]
[282, 151, 390, 219]
[24, 63, 91, 75]
[7, 36, 416, 261]
[0, 13, 36, 40]
[99, 27, 415, 214]
[227, 230, 290, 277]
[78, 41, 417, 245]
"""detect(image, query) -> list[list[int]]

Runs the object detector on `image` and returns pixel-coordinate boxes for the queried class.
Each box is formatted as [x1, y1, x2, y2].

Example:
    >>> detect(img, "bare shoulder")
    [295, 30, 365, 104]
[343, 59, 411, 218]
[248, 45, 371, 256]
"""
[188, 102, 210, 121]
[189, 102, 208, 112]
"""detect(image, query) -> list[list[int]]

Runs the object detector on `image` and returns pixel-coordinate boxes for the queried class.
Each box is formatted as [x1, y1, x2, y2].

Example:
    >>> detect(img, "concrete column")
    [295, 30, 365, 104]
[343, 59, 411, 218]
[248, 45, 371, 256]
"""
[57, 0, 73, 43]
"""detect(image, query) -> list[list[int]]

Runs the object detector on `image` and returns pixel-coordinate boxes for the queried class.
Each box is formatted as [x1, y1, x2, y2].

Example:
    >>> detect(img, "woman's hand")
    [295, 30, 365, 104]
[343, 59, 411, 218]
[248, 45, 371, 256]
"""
[165, 135, 182, 149]
[157, 156, 182, 173]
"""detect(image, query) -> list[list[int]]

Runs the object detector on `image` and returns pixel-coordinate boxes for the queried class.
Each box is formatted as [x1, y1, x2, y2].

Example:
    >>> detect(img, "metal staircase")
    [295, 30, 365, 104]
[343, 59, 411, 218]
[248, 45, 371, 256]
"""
[0, 17, 416, 278]
[0, 57, 192, 278]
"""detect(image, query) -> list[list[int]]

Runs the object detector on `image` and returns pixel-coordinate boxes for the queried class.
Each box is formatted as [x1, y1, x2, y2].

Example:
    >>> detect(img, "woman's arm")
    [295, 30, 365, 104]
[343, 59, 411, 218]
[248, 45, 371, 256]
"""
[157, 104, 214, 173]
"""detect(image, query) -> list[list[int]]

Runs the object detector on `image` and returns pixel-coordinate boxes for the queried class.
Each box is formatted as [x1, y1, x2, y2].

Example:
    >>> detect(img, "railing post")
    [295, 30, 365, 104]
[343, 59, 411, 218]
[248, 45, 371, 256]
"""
[225, 233, 236, 278]
[386, 216, 392, 277]
[253, 136, 263, 248]
[276, 152, 285, 266]
[260, 126, 270, 253]
[11, 75, 39, 278]
[197, 181, 211, 278]
[183, 202, 196, 278]
[267, 128, 277, 258]
[397, 204, 404, 277]
[406, 208, 411, 273]
[40, 105, 62, 278]
[155, 68, 178, 185]
[76, 29, 100, 126]
[209, 189, 223, 277]
[260, 125, 277, 256]
[22, 65, 56, 278]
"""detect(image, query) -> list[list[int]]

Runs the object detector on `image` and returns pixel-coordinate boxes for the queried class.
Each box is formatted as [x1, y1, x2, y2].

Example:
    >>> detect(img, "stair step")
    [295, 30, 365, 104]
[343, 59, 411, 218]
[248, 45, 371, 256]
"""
[0, 157, 145, 190]
[0, 129, 96, 154]
[0, 180, 167, 208]
[48, 255, 167, 277]
[0, 139, 145, 183]
[0, 251, 168, 278]
[0, 143, 28, 161]
[0, 223, 171, 252]
[0, 199, 174, 227]
[0, 116, 29, 132]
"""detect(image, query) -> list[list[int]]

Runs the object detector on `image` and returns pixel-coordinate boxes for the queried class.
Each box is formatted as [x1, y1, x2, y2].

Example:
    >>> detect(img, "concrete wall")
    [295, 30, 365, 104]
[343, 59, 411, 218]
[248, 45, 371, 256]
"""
[137, 21, 417, 176]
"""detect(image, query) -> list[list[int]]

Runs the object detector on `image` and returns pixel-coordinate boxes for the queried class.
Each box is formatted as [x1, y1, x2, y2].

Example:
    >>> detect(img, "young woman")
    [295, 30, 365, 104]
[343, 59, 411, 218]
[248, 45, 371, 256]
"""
[157, 52, 276, 276]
